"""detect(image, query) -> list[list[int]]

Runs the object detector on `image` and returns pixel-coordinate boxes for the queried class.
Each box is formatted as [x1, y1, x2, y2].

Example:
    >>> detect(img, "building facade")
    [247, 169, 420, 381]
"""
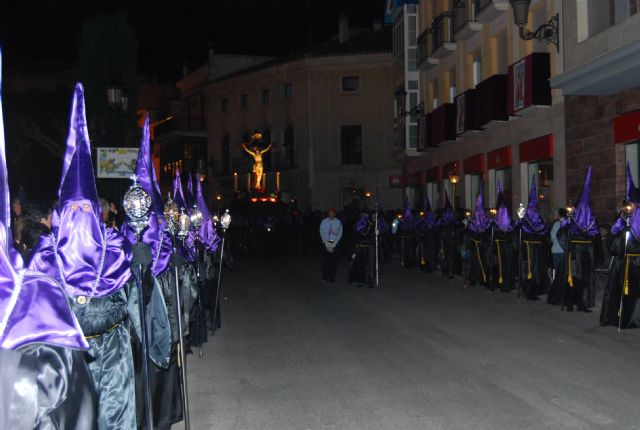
[552, 0, 640, 224]
[402, 0, 565, 221]
[169, 26, 401, 211]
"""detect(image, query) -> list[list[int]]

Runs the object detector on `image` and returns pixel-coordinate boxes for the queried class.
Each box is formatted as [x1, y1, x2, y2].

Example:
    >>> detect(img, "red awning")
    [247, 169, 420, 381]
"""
[614, 110, 640, 144]
[487, 146, 512, 170]
[463, 154, 485, 174]
[520, 134, 554, 163]
[426, 166, 442, 182]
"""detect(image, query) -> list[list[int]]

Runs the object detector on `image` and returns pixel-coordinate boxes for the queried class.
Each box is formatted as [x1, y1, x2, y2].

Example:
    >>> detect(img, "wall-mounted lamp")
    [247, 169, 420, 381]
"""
[510, 0, 559, 52]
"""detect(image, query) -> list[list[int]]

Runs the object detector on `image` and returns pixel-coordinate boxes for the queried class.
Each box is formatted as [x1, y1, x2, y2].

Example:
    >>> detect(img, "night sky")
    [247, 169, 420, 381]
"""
[0, 0, 386, 82]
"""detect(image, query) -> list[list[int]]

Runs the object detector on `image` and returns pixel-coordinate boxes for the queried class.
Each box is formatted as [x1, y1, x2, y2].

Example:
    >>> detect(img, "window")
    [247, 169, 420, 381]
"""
[626, 142, 640, 190]
[261, 89, 270, 104]
[341, 76, 360, 92]
[221, 98, 228, 112]
[409, 124, 418, 150]
[579, 0, 639, 40]
[341, 125, 362, 165]
[241, 94, 248, 107]
[284, 83, 293, 98]
[472, 51, 482, 88]
[408, 48, 417, 71]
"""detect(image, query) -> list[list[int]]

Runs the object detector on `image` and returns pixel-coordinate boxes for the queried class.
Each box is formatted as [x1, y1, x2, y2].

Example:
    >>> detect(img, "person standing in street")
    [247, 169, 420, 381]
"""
[320, 208, 343, 282]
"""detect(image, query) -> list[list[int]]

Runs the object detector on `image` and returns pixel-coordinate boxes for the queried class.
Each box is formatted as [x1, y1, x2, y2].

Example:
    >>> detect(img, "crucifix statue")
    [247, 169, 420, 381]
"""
[241, 132, 272, 190]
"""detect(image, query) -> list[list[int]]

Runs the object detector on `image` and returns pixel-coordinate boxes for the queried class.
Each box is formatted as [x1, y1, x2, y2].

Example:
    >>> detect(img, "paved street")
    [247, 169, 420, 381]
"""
[180, 254, 640, 430]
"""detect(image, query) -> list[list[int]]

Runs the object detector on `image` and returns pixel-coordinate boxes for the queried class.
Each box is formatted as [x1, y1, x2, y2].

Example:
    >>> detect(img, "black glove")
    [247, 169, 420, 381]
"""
[131, 243, 152, 269]
[171, 252, 186, 268]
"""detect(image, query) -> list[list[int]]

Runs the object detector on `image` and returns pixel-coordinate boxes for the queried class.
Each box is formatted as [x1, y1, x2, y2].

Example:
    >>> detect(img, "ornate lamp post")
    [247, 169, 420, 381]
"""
[510, 0, 559, 51]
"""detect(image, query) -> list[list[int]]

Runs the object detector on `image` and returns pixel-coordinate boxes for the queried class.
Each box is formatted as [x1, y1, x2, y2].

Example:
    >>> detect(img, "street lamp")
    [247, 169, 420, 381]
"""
[449, 169, 459, 211]
[510, 0, 559, 52]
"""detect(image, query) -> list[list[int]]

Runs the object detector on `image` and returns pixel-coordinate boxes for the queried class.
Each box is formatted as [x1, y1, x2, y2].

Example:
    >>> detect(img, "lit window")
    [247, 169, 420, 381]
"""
[261, 89, 270, 104]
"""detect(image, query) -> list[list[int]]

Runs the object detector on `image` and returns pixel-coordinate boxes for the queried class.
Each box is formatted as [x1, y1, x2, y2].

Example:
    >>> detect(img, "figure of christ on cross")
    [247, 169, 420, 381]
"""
[241, 139, 272, 191]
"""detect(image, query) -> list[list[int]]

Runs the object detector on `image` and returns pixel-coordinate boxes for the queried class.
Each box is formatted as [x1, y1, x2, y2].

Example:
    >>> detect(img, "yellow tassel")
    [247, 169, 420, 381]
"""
[496, 240, 503, 284]
[420, 243, 426, 266]
[475, 240, 486, 283]
[624, 254, 630, 296]
[567, 252, 573, 288]
[526, 241, 533, 280]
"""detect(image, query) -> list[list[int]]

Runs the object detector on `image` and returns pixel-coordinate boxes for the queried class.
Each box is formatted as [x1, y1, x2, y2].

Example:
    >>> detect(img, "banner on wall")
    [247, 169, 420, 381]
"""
[96, 147, 139, 178]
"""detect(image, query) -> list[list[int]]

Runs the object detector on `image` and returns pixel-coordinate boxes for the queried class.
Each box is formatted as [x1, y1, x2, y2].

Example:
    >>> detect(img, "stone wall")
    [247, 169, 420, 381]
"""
[564, 87, 640, 226]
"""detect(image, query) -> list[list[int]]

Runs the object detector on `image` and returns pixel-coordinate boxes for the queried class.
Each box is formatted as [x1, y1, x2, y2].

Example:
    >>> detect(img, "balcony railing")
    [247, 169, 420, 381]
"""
[474, 0, 508, 21]
[432, 12, 455, 52]
[453, 1, 477, 34]
[417, 28, 432, 66]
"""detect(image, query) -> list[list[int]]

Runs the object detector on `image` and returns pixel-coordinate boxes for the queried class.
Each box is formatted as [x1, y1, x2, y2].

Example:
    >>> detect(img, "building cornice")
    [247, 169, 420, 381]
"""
[551, 39, 640, 96]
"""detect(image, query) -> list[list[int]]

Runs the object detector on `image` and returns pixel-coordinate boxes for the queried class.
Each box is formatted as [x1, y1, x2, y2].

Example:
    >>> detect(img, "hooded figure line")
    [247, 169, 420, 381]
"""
[29, 83, 138, 429]
[466, 183, 490, 287]
[600, 162, 640, 328]
[517, 176, 551, 300]
[417, 195, 437, 273]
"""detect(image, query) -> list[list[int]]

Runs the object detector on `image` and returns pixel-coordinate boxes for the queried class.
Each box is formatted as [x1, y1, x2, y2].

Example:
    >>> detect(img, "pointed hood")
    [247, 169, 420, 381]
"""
[570, 166, 599, 237]
[399, 196, 416, 231]
[468, 183, 490, 233]
[30, 83, 132, 299]
[186, 172, 194, 207]
[195, 179, 221, 252]
[355, 213, 369, 233]
[124, 115, 172, 275]
[495, 179, 513, 232]
[522, 175, 546, 234]
[0, 51, 87, 350]
[437, 190, 454, 227]
[626, 161, 639, 204]
[417, 194, 435, 230]
[58, 83, 100, 218]
[173, 170, 187, 210]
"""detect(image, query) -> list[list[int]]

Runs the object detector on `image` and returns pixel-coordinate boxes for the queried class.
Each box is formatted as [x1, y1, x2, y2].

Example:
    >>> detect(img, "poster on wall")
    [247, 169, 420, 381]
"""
[96, 147, 138, 178]
[513, 59, 526, 112]
[456, 93, 465, 135]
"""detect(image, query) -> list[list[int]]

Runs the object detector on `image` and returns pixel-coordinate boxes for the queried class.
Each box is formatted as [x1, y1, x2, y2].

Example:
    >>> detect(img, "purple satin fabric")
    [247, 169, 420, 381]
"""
[186, 173, 194, 208]
[522, 208, 547, 234]
[417, 212, 435, 230]
[355, 214, 369, 232]
[495, 206, 513, 232]
[30, 203, 132, 299]
[0, 61, 87, 350]
[59, 84, 101, 219]
[195, 179, 221, 252]
[173, 171, 187, 210]
[124, 116, 173, 276]
[468, 193, 490, 233]
[437, 209, 453, 227]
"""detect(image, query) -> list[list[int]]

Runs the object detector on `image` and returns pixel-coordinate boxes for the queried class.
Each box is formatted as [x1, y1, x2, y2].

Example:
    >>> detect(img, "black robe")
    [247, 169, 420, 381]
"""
[348, 227, 376, 286]
[466, 230, 488, 286]
[489, 230, 516, 292]
[438, 223, 459, 278]
[600, 232, 640, 328]
[519, 232, 551, 299]
[418, 226, 437, 272]
[548, 229, 598, 310]
[0, 345, 97, 429]
[399, 229, 417, 269]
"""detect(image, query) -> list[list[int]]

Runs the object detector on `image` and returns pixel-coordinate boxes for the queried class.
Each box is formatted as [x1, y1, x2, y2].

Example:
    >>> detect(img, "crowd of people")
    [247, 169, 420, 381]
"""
[316, 167, 640, 330]
[0, 74, 227, 429]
